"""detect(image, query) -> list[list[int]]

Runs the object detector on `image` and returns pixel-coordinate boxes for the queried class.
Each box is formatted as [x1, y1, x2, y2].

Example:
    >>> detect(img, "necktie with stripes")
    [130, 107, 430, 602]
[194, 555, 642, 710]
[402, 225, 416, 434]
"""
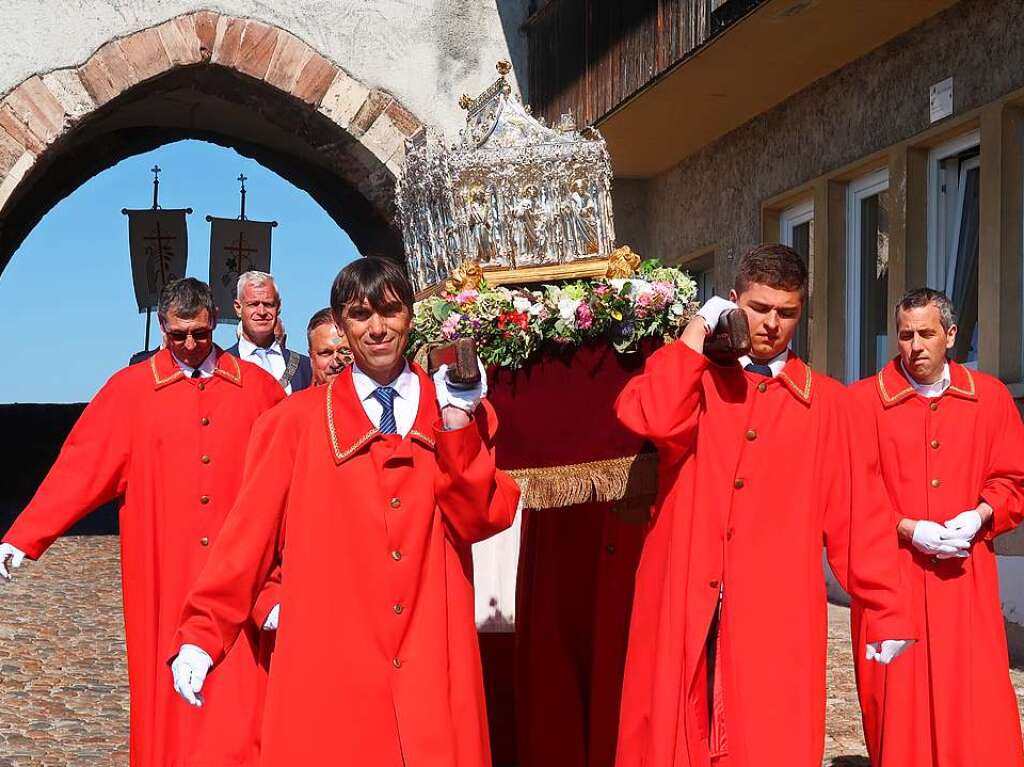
[744, 362, 774, 378]
[373, 386, 398, 435]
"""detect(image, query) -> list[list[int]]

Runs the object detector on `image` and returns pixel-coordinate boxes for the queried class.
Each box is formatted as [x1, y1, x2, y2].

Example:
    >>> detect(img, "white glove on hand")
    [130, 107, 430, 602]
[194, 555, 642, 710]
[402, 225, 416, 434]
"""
[943, 510, 984, 544]
[262, 604, 280, 631]
[696, 296, 739, 332]
[171, 644, 213, 707]
[432, 360, 488, 414]
[0, 543, 26, 580]
[911, 520, 970, 559]
[866, 639, 914, 665]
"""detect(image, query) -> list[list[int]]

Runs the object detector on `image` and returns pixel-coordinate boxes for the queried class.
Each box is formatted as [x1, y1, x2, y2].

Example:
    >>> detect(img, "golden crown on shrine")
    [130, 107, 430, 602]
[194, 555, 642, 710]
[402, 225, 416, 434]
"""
[396, 61, 617, 295]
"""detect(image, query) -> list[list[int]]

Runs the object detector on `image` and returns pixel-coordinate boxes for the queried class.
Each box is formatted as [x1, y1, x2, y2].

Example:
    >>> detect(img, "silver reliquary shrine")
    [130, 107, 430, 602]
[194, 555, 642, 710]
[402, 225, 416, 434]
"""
[397, 61, 617, 294]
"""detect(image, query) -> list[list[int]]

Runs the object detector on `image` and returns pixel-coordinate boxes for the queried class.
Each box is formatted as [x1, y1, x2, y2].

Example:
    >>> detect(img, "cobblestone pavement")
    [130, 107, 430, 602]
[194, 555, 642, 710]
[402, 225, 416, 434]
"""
[0, 537, 1021, 765]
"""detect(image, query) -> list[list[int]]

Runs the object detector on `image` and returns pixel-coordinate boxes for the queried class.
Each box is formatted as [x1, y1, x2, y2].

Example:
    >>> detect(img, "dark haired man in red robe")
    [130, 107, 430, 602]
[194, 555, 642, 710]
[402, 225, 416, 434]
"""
[0, 278, 284, 767]
[613, 244, 914, 767]
[170, 257, 520, 765]
[849, 288, 1024, 767]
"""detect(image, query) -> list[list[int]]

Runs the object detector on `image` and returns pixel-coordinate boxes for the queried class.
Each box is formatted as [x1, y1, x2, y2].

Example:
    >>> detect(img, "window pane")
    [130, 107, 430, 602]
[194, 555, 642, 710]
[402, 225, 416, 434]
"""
[948, 165, 979, 365]
[693, 268, 714, 304]
[859, 189, 890, 375]
[790, 221, 813, 359]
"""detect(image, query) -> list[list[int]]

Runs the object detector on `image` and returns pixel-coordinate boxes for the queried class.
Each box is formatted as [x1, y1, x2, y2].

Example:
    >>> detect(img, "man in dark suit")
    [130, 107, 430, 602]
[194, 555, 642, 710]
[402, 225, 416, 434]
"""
[225, 270, 312, 394]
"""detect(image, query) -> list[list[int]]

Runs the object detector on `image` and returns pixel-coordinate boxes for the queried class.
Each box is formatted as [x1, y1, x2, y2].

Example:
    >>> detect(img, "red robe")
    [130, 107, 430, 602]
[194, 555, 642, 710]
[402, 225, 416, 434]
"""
[849, 359, 1024, 767]
[612, 342, 912, 767]
[173, 363, 521, 765]
[515, 502, 646, 767]
[1, 348, 285, 767]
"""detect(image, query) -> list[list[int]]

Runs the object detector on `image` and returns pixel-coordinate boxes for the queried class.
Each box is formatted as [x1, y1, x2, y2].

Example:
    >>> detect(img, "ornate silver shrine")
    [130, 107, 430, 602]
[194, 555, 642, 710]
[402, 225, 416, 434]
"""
[397, 61, 617, 294]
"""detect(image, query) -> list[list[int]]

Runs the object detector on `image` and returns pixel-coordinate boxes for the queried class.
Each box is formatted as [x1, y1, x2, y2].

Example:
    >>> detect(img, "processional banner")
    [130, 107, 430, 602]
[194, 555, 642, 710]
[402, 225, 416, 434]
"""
[208, 217, 274, 323]
[125, 209, 189, 312]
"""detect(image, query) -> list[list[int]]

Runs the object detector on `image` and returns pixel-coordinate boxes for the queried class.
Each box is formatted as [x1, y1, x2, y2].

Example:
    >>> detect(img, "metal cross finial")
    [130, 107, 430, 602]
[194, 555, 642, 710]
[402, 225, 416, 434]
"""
[238, 173, 248, 220]
[151, 165, 161, 209]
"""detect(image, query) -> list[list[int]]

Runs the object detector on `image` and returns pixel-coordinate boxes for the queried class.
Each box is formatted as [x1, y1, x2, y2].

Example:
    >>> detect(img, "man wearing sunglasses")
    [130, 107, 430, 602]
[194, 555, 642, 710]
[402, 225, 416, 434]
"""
[0, 277, 285, 767]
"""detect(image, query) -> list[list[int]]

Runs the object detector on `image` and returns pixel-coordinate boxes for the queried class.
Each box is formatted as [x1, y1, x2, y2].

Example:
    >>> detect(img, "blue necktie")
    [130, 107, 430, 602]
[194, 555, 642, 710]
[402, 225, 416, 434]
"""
[744, 362, 773, 378]
[373, 387, 398, 435]
[252, 347, 273, 373]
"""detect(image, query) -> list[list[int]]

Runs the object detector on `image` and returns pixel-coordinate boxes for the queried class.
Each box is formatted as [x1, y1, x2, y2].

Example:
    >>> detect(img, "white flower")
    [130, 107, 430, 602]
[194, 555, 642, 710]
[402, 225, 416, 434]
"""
[558, 296, 582, 323]
[512, 296, 533, 313]
[609, 278, 652, 294]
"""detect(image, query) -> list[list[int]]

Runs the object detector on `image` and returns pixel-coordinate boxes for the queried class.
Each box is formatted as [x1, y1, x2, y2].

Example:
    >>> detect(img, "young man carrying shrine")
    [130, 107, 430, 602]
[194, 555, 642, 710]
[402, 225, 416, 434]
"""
[613, 243, 915, 767]
[849, 288, 1024, 766]
[0, 278, 285, 767]
[169, 256, 521, 765]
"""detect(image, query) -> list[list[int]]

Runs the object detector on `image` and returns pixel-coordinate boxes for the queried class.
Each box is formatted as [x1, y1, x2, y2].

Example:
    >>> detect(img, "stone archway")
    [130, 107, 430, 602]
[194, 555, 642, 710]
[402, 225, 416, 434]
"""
[0, 11, 425, 272]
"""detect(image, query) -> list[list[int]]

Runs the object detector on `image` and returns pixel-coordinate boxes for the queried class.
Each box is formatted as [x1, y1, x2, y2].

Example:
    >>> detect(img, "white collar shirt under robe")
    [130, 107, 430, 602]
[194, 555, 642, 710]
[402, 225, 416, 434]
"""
[738, 348, 789, 378]
[238, 337, 292, 394]
[900, 360, 951, 398]
[172, 350, 217, 378]
[351, 362, 421, 437]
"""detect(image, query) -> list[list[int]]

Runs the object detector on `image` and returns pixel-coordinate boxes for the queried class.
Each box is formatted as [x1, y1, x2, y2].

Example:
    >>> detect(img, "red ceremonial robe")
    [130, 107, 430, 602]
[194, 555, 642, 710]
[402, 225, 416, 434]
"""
[1, 349, 285, 767]
[173, 363, 521, 766]
[612, 342, 912, 767]
[849, 359, 1024, 767]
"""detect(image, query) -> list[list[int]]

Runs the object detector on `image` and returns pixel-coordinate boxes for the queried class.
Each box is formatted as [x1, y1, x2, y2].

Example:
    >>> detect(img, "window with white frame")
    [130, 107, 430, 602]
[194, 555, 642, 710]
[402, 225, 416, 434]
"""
[780, 200, 814, 360]
[846, 169, 891, 381]
[928, 131, 980, 366]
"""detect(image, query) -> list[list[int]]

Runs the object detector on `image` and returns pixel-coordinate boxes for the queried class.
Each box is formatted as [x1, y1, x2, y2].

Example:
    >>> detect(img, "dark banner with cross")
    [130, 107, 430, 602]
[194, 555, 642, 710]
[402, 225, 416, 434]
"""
[207, 217, 275, 324]
[124, 209, 190, 313]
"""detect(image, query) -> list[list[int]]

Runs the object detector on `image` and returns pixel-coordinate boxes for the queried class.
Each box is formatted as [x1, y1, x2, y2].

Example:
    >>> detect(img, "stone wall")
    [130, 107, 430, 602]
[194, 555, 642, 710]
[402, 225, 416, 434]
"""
[0, 1, 531, 137]
[636, 0, 1024, 274]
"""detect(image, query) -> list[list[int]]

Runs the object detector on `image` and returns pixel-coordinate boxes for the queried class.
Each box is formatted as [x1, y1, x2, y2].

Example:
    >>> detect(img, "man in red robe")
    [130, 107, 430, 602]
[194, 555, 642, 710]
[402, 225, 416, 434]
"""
[613, 244, 914, 767]
[0, 278, 284, 767]
[849, 287, 1024, 766]
[169, 257, 521, 765]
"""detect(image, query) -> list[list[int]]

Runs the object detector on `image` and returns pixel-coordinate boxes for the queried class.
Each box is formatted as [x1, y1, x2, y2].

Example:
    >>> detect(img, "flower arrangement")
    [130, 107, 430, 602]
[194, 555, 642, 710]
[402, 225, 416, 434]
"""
[409, 260, 698, 369]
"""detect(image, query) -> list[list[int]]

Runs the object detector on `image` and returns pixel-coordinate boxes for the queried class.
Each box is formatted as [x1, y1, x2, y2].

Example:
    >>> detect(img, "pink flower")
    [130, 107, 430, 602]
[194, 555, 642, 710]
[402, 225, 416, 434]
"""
[440, 313, 462, 340]
[576, 301, 594, 330]
[594, 284, 610, 296]
[636, 292, 654, 307]
[456, 289, 479, 305]
[653, 281, 675, 302]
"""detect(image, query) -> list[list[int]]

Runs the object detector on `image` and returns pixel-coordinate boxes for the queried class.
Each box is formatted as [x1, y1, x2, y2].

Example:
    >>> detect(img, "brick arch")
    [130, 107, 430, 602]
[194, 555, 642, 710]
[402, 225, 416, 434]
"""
[0, 10, 424, 271]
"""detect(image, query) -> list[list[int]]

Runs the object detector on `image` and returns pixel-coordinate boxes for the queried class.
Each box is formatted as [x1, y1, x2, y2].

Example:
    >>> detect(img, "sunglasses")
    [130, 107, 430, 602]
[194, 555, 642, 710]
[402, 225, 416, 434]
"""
[164, 328, 213, 342]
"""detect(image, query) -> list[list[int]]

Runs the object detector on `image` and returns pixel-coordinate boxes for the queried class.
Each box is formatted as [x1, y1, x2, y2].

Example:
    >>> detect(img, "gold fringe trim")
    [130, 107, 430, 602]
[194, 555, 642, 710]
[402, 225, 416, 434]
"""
[507, 452, 658, 511]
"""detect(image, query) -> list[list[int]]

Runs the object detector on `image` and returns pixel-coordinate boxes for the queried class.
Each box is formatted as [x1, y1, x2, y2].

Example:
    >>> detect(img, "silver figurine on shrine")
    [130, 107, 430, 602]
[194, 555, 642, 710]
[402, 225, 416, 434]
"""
[397, 61, 617, 294]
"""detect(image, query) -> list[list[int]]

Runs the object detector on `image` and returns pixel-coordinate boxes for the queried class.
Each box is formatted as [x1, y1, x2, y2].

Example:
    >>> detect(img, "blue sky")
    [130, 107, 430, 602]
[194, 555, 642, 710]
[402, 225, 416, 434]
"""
[0, 140, 360, 403]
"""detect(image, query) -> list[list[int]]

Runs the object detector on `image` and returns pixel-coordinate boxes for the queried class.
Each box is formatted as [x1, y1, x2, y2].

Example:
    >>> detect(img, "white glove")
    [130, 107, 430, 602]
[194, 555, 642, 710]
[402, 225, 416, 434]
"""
[262, 604, 280, 631]
[911, 520, 970, 559]
[171, 644, 213, 707]
[432, 360, 488, 414]
[866, 639, 914, 665]
[696, 296, 739, 332]
[943, 510, 984, 544]
[0, 543, 26, 580]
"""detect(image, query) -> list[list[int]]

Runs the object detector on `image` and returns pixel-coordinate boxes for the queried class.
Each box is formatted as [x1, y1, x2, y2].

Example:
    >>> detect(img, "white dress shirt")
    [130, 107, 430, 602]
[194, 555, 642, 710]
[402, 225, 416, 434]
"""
[901, 360, 950, 398]
[238, 337, 291, 394]
[738, 348, 789, 378]
[172, 350, 217, 378]
[351, 362, 421, 437]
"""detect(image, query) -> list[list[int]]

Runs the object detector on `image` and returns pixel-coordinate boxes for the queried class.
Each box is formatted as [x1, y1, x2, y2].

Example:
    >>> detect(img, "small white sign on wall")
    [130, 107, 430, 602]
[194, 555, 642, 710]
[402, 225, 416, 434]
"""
[930, 77, 954, 123]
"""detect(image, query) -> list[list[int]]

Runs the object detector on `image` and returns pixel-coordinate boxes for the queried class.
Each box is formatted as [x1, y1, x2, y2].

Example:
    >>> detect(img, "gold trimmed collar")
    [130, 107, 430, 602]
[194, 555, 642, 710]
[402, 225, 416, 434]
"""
[876, 357, 976, 407]
[776, 354, 813, 404]
[326, 364, 438, 465]
[150, 347, 242, 389]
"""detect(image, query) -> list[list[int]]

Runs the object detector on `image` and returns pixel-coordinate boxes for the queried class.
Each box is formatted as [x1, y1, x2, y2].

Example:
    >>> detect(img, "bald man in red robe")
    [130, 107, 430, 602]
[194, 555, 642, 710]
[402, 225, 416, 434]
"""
[170, 257, 520, 765]
[849, 288, 1024, 767]
[0, 278, 284, 767]
[613, 244, 914, 767]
